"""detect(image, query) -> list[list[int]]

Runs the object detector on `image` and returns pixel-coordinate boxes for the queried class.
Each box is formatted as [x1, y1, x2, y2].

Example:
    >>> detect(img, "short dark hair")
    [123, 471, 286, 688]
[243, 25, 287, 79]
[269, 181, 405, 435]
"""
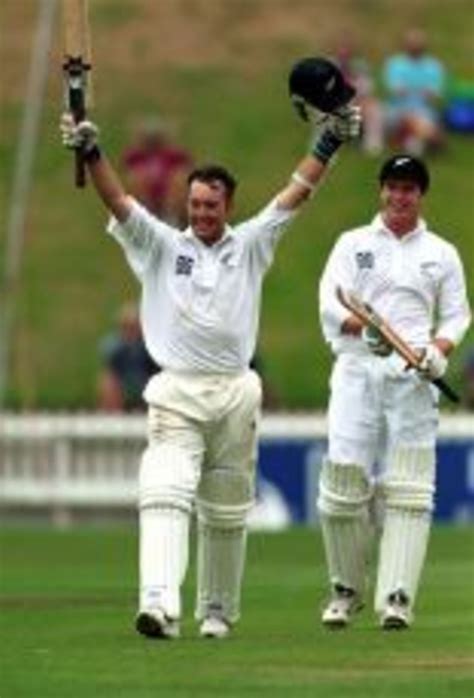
[187, 164, 238, 199]
[378, 154, 430, 194]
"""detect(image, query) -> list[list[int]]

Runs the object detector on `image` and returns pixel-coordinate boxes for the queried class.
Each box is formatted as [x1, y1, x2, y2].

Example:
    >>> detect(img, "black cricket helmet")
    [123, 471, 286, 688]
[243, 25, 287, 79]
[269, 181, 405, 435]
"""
[289, 56, 355, 121]
[379, 154, 430, 193]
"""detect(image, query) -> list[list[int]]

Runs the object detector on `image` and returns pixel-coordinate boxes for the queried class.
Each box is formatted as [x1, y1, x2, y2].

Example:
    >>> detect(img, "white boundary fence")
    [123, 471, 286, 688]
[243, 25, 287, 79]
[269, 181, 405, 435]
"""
[0, 412, 472, 525]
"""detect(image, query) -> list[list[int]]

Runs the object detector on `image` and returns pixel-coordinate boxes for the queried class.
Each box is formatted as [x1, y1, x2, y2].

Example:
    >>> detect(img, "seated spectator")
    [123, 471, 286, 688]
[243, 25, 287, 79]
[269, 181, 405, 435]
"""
[382, 28, 446, 155]
[122, 116, 193, 227]
[333, 38, 384, 155]
[97, 303, 158, 412]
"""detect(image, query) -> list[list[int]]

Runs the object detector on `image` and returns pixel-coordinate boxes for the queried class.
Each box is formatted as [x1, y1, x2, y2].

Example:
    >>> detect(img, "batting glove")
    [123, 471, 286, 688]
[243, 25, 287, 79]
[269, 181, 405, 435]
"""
[417, 344, 448, 381]
[327, 105, 362, 142]
[362, 325, 393, 357]
[312, 105, 361, 163]
[60, 112, 99, 153]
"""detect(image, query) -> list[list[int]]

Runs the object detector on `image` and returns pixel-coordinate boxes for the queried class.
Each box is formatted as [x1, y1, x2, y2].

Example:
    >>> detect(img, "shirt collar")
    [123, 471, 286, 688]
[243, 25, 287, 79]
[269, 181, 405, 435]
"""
[182, 224, 236, 248]
[370, 213, 427, 240]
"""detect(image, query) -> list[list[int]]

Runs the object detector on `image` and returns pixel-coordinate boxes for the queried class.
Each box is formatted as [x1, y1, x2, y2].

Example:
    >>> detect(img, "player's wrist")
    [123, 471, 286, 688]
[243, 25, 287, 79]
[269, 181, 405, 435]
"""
[83, 144, 102, 164]
[311, 129, 342, 165]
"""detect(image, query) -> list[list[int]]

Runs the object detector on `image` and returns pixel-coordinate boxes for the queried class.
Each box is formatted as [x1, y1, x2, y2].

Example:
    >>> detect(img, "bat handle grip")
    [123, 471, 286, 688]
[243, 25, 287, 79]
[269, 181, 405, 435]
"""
[75, 146, 86, 188]
[433, 377, 459, 404]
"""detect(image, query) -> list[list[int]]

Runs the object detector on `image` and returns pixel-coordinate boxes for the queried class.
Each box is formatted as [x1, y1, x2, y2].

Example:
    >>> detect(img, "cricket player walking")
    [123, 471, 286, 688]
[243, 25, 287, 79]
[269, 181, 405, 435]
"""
[318, 155, 471, 630]
[60, 59, 360, 639]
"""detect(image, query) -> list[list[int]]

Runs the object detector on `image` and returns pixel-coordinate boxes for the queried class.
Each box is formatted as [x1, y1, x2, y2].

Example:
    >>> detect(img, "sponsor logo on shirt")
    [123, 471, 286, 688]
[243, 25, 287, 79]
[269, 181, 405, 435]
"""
[355, 251, 374, 270]
[175, 255, 195, 276]
[420, 261, 440, 276]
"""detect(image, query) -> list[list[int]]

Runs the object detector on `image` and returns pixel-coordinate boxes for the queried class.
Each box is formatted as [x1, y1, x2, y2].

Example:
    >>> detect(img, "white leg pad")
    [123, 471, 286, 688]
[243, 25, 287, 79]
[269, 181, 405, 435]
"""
[375, 446, 435, 613]
[317, 460, 372, 596]
[195, 468, 254, 624]
[139, 507, 189, 620]
[138, 443, 200, 620]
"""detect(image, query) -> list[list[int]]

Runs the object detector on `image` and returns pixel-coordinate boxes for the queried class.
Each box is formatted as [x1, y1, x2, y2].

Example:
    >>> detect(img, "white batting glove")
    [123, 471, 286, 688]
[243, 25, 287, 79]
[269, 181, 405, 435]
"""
[362, 325, 393, 357]
[60, 112, 99, 153]
[417, 344, 448, 380]
[327, 105, 362, 142]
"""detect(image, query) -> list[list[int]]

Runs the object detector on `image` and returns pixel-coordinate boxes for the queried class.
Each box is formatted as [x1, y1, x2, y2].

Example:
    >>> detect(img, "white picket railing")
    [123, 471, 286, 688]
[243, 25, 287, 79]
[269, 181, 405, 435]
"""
[0, 412, 472, 522]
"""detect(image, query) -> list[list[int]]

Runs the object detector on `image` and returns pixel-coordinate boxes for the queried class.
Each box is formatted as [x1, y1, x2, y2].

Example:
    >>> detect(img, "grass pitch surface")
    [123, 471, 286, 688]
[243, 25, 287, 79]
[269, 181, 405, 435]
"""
[0, 525, 473, 697]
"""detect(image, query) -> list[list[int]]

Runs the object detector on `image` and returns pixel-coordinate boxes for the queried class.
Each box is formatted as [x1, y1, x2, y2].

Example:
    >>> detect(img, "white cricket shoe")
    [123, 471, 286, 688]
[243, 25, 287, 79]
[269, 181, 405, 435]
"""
[380, 591, 412, 630]
[321, 585, 363, 629]
[199, 615, 231, 639]
[135, 609, 180, 639]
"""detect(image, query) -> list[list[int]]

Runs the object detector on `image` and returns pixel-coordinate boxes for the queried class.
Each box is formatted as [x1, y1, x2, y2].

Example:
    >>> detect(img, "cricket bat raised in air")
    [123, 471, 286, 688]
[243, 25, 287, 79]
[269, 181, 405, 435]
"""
[62, 0, 93, 188]
[336, 286, 459, 403]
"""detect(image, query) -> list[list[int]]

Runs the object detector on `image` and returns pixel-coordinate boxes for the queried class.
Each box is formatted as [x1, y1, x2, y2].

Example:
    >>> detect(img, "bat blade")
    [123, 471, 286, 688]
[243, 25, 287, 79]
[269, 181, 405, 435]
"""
[63, 0, 92, 62]
[335, 286, 459, 403]
[336, 286, 417, 365]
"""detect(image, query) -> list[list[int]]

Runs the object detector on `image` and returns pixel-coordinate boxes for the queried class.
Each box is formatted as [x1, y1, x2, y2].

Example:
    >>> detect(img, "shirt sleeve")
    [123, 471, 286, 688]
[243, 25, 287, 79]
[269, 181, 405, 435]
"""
[106, 199, 175, 278]
[319, 234, 355, 342]
[435, 245, 471, 346]
[98, 334, 118, 367]
[383, 55, 405, 92]
[426, 58, 445, 96]
[237, 198, 298, 271]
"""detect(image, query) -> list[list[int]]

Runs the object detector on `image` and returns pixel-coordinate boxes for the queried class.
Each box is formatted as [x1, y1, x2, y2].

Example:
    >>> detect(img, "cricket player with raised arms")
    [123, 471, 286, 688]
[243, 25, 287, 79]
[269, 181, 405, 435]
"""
[60, 58, 360, 639]
[318, 154, 471, 630]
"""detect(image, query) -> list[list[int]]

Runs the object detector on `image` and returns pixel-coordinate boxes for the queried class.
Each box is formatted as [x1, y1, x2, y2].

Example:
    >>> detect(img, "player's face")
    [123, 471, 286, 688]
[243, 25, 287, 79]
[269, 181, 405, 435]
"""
[187, 180, 231, 245]
[380, 179, 423, 234]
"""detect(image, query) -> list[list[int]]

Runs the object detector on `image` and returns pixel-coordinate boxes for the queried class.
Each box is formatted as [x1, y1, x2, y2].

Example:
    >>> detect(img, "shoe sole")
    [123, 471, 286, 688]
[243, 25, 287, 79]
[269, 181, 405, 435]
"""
[200, 628, 229, 639]
[135, 612, 177, 639]
[382, 616, 409, 631]
[322, 618, 349, 630]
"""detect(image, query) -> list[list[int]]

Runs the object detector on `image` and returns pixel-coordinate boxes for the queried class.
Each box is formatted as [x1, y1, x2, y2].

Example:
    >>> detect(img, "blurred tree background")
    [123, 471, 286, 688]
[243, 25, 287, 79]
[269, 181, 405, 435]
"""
[1, 0, 473, 410]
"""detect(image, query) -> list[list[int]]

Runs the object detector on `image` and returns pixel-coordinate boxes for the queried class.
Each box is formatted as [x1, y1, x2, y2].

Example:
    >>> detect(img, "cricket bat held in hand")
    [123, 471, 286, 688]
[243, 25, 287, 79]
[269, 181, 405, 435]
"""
[336, 286, 459, 403]
[62, 0, 93, 188]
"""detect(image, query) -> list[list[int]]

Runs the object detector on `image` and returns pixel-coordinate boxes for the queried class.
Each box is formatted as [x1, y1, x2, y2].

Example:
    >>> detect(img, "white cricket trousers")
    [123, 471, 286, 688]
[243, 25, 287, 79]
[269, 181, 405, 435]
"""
[138, 368, 262, 621]
[327, 352, 439, 469]
[322, 352, 438, 612]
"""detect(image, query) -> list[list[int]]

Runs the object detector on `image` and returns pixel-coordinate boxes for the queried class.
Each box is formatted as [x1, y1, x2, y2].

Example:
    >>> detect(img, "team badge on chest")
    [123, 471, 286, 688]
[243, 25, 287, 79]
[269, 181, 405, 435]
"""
[175, 254, 195, 276]
[355, 250, 375, 270]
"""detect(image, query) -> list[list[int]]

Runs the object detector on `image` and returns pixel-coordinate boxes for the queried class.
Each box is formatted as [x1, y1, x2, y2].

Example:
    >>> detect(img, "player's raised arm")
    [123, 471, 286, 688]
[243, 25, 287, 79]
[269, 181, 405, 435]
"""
[275, 58, 361, 211]
[60, 113, 133, 222]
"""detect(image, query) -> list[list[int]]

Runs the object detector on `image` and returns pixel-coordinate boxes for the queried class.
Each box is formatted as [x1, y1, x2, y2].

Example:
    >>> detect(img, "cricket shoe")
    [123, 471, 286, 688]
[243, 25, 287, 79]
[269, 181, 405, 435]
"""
[321, 584, 364, 629]
[135, 608, 180, 639]
[380, 590, 412, 630]
[199, 615, 231, 639]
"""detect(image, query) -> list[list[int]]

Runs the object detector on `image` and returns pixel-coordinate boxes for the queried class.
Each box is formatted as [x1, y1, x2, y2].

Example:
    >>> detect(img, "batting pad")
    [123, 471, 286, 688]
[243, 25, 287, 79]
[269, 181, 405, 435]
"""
[138, 443, 201, 619]
[195, 468, 254, 623]
[317, 460, 373, 597]
[374, 445, 435, 613]
[138, 443, 200, 513]
[139, 506, 189, 620]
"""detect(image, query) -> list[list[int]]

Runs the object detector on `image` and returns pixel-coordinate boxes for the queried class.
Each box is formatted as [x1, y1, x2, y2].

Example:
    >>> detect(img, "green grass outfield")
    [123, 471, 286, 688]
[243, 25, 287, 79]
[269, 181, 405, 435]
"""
[2, 0, 474, 410]
[0, 525, 473, 697]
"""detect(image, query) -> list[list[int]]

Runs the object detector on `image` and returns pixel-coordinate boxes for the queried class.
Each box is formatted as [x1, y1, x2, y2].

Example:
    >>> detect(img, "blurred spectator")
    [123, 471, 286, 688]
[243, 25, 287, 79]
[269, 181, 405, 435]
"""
[122, 116, 194, 227]
[461, 347, 474, 411]
[97, 303, 158, 412]
[382, 28, 446, 155]
[333, 38, 384, 155]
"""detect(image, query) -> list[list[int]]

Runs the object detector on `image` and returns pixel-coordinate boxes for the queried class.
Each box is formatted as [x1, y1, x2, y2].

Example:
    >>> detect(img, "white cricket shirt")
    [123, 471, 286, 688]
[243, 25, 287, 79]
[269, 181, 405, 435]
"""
[107, 198, 296, 372]
[319, 214, 471, 354]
